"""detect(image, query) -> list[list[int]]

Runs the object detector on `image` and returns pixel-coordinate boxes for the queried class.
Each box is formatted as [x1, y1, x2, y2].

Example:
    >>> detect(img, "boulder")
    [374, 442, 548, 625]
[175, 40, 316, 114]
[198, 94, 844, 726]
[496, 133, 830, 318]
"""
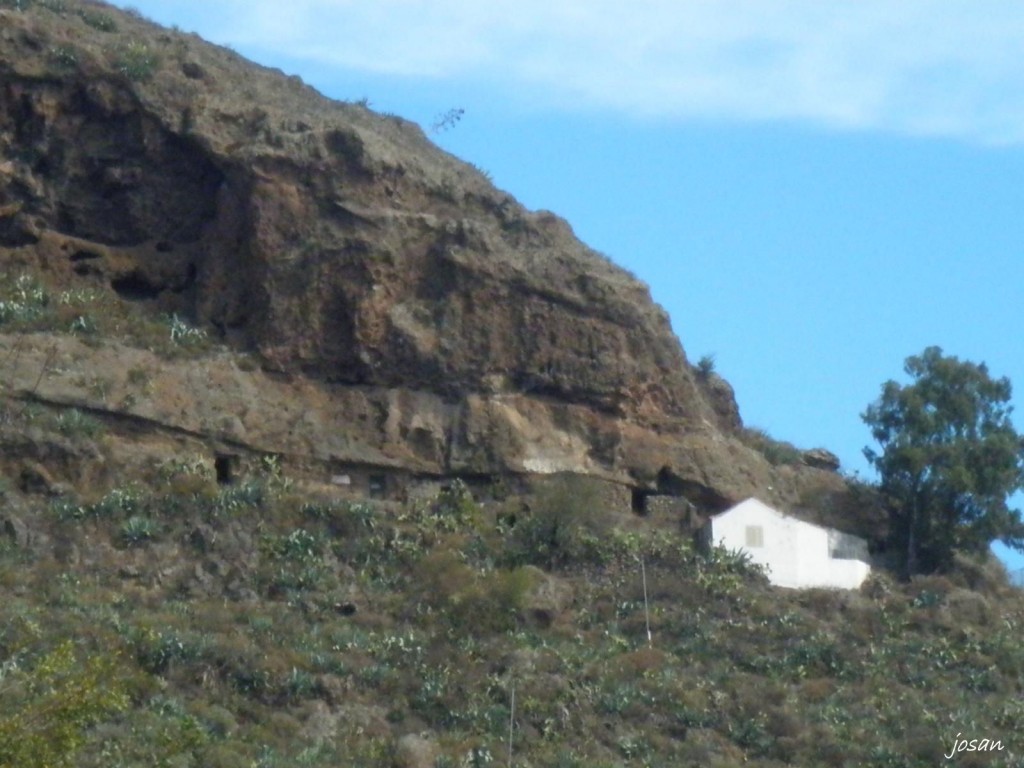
[393, 733, 440, 768]
[521, 566, 574, 628]
[1, 513, 31, 548]
[802, 448, 841, 472]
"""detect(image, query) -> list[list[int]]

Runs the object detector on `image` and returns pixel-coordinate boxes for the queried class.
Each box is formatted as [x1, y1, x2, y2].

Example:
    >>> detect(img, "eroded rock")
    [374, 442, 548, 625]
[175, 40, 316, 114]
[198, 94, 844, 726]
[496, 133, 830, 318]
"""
[0, 3, 853, 522]
[803, 448, 841, 472]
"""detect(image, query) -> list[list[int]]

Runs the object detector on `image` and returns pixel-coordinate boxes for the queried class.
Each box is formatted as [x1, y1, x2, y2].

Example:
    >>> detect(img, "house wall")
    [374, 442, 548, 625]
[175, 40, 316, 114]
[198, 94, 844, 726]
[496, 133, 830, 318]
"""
[828, 528, 870, 561]
[708, 498, 800, 588]
[793, 520, 830, 589]
[708, 498, 871, 590]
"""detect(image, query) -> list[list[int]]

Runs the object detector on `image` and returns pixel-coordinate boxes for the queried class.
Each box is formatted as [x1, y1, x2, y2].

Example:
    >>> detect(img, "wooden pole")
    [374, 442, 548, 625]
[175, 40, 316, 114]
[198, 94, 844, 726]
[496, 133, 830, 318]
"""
[508, 681, 515, 767]
[641, 556, 652, 647]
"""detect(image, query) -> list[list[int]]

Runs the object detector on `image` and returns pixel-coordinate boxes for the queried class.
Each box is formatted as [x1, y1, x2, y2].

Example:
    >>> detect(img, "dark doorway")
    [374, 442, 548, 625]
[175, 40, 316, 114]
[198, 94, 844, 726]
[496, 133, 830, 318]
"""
[368, 474, 387, 499]
[214, 455, 235, 485]
[631, 488, 648, 515]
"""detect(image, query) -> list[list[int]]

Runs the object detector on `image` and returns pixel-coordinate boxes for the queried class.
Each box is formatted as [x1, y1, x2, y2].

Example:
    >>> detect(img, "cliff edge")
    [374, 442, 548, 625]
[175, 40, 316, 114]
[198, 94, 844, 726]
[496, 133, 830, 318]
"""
[0, 1, 850, 518]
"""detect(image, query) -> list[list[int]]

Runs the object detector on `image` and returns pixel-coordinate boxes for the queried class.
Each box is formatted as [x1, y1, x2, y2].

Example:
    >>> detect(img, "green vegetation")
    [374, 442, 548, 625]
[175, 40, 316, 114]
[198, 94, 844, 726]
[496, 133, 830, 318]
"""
[471, 163, 494, 183]
[0, 271, 214, 357]
[502, 474, 616, 569]
[0, 274, 49, 326]
[54, 407, 104, 438]
[78, 8, 118, 32]
[696, 353, 717, 378]
[165, 313, 209, 348]
[740, 426, 803, 466]
[0, 641, 128, 768]
[0, 463, 1020, 766]
[113, 40, 158, 81]
[1, 0, 117, 31]
[0, 6, 1020, 759]
[48, 44, 79, 69]
[0, 0, 158, 77]
[864, 346, 1024, 576]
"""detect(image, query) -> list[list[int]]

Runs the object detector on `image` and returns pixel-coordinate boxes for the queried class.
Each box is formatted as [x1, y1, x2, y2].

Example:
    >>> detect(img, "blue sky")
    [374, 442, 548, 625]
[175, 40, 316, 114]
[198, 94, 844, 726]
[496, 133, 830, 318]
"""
[112, 1, 1024, 571]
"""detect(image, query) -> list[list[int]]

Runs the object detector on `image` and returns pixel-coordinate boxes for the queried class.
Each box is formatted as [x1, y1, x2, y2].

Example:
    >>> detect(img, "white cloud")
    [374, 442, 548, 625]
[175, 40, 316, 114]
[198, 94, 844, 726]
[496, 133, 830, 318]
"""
[125, 0, 1024, 144]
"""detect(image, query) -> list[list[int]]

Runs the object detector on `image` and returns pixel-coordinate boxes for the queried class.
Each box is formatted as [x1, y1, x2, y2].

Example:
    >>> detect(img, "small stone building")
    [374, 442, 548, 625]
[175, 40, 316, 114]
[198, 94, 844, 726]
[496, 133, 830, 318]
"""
[702, 498, 871, 590]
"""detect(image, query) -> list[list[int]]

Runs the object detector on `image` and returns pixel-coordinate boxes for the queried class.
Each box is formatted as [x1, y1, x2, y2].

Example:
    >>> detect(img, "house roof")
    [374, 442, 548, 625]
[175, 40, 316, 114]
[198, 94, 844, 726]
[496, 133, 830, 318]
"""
[710, 497, 867, 542]
[709, 497, 788, 522]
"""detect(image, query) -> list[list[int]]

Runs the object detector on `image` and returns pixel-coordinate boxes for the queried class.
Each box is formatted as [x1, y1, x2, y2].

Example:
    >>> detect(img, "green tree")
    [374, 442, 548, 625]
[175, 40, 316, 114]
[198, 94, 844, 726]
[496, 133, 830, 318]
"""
[0, 641, 128, 768]
[863, 346, 1024, 576]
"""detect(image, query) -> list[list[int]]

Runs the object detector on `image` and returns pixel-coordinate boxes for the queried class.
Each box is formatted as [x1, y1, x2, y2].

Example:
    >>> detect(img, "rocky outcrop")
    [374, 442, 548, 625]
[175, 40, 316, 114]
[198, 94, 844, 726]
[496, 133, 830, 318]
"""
[0, 7, 698, 422]
[1, 332, 843, 511]
[802, 448, 841, 472]
[0, 2, 847, 513]
[1, 512, 33, 549]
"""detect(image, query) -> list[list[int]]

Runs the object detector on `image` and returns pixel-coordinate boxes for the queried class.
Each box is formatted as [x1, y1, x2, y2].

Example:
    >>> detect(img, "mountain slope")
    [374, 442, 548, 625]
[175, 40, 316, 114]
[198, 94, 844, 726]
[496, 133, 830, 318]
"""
[0, 0, 852, 520]
[1, 4, 1022, 768]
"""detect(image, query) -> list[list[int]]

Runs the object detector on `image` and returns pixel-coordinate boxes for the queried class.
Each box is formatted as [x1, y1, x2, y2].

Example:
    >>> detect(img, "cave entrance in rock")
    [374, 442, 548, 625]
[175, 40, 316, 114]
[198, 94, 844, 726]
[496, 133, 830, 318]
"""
[655, 466, 687, 496]
[214, 454, 236, 485]
[631, 488, 648, 516]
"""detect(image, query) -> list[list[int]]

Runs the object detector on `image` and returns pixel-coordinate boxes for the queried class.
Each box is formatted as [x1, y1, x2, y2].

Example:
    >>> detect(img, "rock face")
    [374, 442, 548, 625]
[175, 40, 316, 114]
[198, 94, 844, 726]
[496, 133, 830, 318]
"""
[802, 448, 841, 473]
[0, 2, 847, 514]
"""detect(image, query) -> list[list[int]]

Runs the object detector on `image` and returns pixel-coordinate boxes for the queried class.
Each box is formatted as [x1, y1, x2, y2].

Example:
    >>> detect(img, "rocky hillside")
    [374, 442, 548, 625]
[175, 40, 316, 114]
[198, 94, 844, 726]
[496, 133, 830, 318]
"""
[4, 4, 1024, 768]
[0, 0, 858, 527]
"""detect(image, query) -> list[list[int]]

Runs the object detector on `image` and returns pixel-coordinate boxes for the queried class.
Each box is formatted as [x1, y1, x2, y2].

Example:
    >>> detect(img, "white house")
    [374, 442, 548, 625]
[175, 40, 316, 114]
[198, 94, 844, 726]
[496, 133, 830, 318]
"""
[703, 498, 871, 590]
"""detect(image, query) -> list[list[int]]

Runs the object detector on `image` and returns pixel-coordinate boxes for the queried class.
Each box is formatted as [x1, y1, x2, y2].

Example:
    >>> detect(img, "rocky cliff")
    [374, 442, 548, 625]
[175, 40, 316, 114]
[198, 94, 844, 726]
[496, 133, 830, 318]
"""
[0, 1, 849, 517]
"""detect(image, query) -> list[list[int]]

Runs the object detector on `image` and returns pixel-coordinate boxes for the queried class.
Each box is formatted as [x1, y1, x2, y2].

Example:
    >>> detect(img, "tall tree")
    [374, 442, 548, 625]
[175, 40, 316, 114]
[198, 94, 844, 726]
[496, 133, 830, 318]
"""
[863, 346, 1024, 576]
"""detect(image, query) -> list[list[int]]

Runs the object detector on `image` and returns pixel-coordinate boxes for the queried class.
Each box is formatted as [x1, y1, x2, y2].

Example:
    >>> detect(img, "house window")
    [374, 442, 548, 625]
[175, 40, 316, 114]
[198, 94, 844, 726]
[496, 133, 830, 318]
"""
[745, 525, 764, 548]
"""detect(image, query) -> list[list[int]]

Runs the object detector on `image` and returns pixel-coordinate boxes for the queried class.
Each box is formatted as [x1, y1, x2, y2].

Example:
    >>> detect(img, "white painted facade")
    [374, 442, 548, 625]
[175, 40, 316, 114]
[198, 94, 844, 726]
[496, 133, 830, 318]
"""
[705, 498, 871, 590]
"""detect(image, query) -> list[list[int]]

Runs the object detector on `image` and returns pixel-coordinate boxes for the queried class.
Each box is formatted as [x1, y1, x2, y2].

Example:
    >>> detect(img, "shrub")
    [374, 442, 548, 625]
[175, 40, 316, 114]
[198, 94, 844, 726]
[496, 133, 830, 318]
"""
[740, 427, 802, 466]
[158, 453, 214, 486]
[432, 479, 482, 531]
[68, 314, 97, 335]
[0, 641, 128, 768]
[51, 497, 88, 522]
[119, 516, 157, 547]
[48, 45, 78, 69]
[696, 354, 716, 378]
[54, 408, 104, 438]
[92, 485, 145, 519]
[504, 475, 614, 569]
[113, 41, 158, 82]
[78, 9, 118, 32]
[0, 274, 48, 326]
[261, 528, 323, 564]
[413, 548, 533, 634]
[165, 313, 207, 345]
[258, 529, 331, 596]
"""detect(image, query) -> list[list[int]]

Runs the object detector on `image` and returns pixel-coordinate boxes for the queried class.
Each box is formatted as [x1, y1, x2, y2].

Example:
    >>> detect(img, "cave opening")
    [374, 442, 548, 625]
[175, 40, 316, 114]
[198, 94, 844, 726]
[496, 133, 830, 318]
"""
[111, 271, 162, 301]
[214, 455, 235, 485]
